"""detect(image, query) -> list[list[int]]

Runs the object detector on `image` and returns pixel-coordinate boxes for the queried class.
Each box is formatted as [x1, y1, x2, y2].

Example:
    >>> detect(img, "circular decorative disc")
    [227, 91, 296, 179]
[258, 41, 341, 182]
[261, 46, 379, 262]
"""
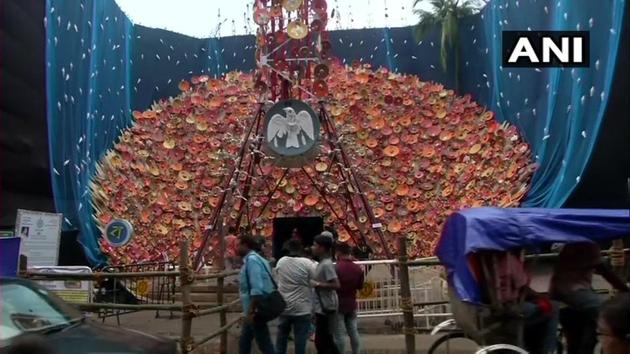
[314, 64, 330, 79]
[263, 100, 321, 168]
[254, 8, 271, 26]
[282, 0, 303, 11]
[287, 20, 308, 39]
[104, 219, 134, 247]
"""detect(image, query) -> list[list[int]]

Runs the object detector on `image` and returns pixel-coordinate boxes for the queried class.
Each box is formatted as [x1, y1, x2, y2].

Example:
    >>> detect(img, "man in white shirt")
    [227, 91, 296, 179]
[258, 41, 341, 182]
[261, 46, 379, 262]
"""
[274, 239, 315, 354]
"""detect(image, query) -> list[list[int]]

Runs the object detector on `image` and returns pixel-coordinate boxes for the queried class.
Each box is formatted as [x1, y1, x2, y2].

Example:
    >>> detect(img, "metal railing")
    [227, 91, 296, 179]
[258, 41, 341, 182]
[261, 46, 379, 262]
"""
[354, 258, 452, 330]
[93, 261, 177, 323]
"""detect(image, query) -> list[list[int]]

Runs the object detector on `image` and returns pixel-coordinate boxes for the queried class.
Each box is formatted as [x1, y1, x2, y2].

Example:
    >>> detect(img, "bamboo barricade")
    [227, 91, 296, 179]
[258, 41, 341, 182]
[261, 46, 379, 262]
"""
[21, 238, 627, 354]
[20, 240, 242, 354]
[398, 237, 416, 354]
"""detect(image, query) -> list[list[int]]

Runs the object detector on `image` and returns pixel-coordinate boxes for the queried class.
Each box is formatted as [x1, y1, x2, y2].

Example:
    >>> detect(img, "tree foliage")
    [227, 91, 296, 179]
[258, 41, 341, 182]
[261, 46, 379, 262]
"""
[413, 0, 487, 90]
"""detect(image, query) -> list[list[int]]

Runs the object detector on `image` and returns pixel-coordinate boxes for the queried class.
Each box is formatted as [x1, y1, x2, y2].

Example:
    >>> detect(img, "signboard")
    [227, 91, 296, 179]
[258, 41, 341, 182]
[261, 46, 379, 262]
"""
[104, 219, 134, 247]
[0, 237, 21, 276]
[15, 209, 62, 266]
[264, 99, 321, 168]
[30, 266, 92, 303]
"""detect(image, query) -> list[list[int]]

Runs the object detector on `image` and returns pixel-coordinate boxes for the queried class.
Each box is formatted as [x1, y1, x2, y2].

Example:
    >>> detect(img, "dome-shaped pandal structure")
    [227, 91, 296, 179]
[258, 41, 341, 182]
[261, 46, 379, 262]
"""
[91, 62, 534, 265]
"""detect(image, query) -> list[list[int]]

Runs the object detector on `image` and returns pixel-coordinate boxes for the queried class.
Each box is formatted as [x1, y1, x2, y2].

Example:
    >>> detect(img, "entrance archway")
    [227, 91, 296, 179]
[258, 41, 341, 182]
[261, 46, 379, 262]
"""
[272, 216, 323, 260]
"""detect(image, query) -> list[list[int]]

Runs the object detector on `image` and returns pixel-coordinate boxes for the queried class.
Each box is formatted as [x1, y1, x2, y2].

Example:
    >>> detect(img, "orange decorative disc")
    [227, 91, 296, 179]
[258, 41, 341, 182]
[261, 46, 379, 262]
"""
[439, 130, 453, 141]
[365, 138, 378, 148]
[178, 80, 191, 91]
[395, 184, 409, 196]
[304, 194, 319, 206]
[388, 220, 402, 233]
[406, 201, 420, 212]
[421, 146, 435, 158]
[338, 229, 351, 242]
[441, 185, 454, 197]
[270, 4, 283, 17]
[142, 111, 156, 119]
[481, 111, 494, 121]
[383, 146, 400, 157]
[370, 117, 385, 130]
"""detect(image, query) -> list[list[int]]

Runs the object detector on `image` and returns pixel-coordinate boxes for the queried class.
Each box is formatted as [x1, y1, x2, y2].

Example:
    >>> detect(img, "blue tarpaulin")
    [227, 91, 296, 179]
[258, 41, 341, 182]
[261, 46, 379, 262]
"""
[435, 207, 630, 303]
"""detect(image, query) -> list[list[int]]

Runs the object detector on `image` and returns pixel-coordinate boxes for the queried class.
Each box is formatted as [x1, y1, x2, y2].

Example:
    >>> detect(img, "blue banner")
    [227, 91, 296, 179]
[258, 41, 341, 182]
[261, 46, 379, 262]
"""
[0, 237, 22, 277]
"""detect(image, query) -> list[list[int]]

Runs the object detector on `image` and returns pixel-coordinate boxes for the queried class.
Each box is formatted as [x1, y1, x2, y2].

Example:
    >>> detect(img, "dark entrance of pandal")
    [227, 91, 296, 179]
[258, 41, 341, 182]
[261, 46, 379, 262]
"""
[272, 216, 323, 260]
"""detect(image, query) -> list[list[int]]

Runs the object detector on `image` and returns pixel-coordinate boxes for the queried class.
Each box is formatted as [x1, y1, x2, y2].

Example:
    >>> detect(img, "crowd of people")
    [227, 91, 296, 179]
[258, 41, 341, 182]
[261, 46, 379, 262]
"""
[237, 231, 364, 354]
[236, 230, 630, 354]
[4, 234, 629, 354]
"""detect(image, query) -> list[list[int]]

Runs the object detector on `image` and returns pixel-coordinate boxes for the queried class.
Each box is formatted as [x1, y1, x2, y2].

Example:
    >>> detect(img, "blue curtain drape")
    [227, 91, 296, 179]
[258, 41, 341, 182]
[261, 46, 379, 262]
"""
[46, 0, 626, 264]
[46, 0, 134, 265]
[459, 0, 626, 207]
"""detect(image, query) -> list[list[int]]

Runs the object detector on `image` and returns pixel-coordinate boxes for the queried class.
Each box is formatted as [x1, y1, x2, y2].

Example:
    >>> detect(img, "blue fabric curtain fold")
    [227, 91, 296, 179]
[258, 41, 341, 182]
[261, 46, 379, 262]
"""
[463, 0, 627, 207]
[46, 0, 626, 264]
[47, 0, 134, 265]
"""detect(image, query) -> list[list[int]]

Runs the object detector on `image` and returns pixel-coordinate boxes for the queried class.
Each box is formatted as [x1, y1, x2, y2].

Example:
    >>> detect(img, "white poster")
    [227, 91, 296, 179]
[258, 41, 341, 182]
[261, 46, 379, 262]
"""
[15, 209, 63, 267]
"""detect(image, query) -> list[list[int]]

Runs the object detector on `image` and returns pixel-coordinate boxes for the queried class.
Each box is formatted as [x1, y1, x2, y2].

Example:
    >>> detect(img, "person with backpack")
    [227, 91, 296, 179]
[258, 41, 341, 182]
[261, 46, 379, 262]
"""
[238, 235, 282, 354]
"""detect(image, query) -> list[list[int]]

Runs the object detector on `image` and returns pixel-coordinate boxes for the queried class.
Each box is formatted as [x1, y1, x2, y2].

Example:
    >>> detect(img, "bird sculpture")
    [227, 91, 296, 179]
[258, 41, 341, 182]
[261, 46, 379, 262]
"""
[267, 107, 315, 149]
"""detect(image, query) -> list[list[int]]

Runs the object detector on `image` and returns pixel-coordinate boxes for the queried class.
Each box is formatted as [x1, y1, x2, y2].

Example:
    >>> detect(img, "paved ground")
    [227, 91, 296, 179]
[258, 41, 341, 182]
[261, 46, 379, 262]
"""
[99, 310, 477, 353]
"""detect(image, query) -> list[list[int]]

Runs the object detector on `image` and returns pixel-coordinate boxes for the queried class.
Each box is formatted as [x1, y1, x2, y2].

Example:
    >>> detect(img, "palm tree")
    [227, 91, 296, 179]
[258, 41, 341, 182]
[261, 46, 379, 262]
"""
[413, 0, 486, 91]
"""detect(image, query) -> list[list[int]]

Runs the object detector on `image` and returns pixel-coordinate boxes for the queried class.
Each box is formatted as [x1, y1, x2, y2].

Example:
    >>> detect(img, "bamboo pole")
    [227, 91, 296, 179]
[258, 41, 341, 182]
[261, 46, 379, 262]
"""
[194, 316, 242, 349]
[72, 302, 224, 311]
[23, 269, 237, 281]
[24, 270, 179, 279]
[397, 237, 416, 354]
[194, 298, 241, 317]
[610, 239, 626, 294]
[192, 103, 264, 270]
[216, 218, 228, 354]
[179, 240, 194, 354]
[398, 237, 416, 354]
[75, 303, 183, 311]
[194, 270, 240, 280]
